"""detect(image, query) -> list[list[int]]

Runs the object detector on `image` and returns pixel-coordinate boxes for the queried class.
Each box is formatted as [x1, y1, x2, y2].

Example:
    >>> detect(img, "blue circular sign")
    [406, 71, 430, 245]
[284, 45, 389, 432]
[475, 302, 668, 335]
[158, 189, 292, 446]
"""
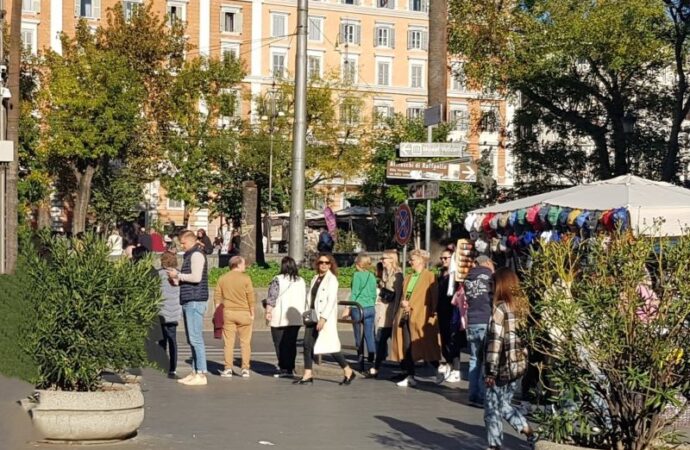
[395, 204, 413, 246]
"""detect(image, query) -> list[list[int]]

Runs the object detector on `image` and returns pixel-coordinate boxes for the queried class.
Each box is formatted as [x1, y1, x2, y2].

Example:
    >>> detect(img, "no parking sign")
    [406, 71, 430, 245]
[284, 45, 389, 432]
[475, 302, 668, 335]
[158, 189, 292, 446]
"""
[395, 204, 413, 246]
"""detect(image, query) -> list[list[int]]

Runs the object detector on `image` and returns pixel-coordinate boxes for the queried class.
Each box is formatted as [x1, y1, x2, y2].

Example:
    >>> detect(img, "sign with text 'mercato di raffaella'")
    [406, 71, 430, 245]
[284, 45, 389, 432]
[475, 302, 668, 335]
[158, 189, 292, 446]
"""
[386, 160, 477, 183]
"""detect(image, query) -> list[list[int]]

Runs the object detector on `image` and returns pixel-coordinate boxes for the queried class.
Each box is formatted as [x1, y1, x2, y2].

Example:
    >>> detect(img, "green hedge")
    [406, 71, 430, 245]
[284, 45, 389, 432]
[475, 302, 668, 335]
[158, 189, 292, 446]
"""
[209, 262, 359, 288]
[0, 273, 38, 383]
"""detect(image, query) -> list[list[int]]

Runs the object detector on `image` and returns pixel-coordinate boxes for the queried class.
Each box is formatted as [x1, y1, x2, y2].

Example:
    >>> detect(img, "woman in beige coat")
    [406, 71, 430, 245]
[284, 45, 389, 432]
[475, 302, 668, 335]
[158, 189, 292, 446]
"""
[391, 249, 441, 387]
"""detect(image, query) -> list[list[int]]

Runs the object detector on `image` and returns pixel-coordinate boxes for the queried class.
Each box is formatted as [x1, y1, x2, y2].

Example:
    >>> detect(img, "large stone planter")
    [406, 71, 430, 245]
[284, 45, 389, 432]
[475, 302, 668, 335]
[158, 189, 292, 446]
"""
[25, 383, 144, 443]
[535, 442, 591, 450]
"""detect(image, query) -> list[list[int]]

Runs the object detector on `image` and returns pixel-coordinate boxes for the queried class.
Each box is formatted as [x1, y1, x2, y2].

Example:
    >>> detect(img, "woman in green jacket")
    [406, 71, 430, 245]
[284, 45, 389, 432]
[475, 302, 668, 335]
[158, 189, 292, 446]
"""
[343, 253, 378, 363]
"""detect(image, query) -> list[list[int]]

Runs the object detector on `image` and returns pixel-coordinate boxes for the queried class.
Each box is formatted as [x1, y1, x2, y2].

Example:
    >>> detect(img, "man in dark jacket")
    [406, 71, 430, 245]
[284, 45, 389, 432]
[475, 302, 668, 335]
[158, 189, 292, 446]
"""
[464, 254, 494, 406]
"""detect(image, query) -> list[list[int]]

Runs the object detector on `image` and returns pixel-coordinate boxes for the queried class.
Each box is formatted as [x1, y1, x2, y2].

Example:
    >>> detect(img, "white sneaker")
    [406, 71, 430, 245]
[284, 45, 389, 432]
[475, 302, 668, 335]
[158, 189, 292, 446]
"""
[177, 372, 196, 384]
[435, 365, 450, 384]
[447, 370, 461, 383]
[219, 369, 233, 378]
[396, 376, 417, 387]
[241, 369, 250, 378]
[182, 373, 207, 386]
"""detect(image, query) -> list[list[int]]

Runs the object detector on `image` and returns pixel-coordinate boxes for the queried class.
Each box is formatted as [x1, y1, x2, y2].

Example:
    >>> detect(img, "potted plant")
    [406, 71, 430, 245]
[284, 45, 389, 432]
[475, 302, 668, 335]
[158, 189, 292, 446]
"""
[20, 233, 160, 442]
[523, 232, 690, 449]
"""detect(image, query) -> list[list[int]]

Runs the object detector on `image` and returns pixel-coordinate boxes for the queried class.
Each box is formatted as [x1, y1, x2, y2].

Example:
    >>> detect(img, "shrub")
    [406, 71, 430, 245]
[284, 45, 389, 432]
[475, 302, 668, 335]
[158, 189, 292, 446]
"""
[0, 272, 38, 382]
[209, 262, 358, 288]
[23, 233, 161, 391]
[524, 233, 690, 449]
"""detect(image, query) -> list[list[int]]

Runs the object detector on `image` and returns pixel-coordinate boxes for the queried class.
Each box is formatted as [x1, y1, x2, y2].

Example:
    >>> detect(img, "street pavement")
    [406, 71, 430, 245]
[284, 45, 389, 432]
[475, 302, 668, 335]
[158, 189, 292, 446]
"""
[0, 329, 533, 450]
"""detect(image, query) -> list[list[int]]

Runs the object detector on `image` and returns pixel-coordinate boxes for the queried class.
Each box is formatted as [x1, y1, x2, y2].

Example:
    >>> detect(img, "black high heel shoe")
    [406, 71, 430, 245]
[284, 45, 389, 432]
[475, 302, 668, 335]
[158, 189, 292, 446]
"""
[293, 377, 314, 385]
[340, 371, 357, 386]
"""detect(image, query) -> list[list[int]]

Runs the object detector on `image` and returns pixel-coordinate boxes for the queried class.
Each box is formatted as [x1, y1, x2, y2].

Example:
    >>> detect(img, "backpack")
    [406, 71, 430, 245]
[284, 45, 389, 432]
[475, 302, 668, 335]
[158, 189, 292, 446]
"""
[317, 231, 334, 252]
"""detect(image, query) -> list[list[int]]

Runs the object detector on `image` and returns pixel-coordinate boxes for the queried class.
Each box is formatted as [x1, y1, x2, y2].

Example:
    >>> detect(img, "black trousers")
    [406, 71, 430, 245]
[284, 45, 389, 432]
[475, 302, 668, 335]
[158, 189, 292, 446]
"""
[400, 321, 439, 376]
[159, 318, 178, 373]
[374, 327, 393, 370]
[438, 311, 462, 370]
[302, 325, 349, 371]
[271, 325, 301, 372]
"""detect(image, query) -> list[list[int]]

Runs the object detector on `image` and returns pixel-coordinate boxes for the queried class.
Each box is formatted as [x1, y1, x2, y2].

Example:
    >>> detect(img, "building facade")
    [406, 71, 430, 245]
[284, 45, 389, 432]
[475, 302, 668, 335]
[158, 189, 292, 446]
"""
[15, 0, 514, 234]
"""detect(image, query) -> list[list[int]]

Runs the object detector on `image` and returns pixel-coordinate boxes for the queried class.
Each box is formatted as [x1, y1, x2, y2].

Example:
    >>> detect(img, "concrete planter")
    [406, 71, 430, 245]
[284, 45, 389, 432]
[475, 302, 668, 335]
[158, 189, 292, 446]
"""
[535, 441, 592, 450]
[26, 383, 144, 443]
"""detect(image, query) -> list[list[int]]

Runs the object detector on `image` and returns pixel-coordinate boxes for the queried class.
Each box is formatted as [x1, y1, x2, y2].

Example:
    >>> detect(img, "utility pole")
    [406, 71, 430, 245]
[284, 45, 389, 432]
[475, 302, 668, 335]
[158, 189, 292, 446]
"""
[288, 0, 308, 264]
[428, 0, 448, 117]
[4, 0, 21, 274]
[0, 0, 5, 274]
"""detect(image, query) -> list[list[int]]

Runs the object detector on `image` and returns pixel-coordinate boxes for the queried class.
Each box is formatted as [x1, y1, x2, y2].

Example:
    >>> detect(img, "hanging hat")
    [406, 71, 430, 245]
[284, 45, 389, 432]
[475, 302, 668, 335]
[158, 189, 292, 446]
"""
[499, 235, 508, 252]
[520, 231, 536, 248]
[526, 205, 541, 225]
[613, 208, 629, 231]
[538, 206, 550, 225]
[475, 237, 489, 254]
[547, 206, 562, 227]
[567, 209, 582, 227]
[550, 230, 561, 242]
[464, 213, 476, 232]
[575, 211, 590, 229]
[558, 207, 572, 227]
[586, 211, 601, 232]
[602, 210, 615, 231]
[516, 208, 527, 225]
[509, 211, 518, 227]
[498, 212, 510, 229]
[507, 233, 520, 249]
[482, 213, 496, 233]
[472, 214, 485, 232]
[490, 214, 500, 230]
[540, 231, 552, 243]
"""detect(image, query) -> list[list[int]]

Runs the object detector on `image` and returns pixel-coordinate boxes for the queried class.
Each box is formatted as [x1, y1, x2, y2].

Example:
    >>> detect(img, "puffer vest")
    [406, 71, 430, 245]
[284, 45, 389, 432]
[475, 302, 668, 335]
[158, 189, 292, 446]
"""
[179, 247, 209, 304]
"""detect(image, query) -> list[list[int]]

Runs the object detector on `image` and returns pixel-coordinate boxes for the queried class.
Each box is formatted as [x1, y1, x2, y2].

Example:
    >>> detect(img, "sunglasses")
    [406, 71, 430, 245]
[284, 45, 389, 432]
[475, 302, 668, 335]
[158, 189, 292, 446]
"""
[440, 257, 450, 261]
[317, 260, 331, 265]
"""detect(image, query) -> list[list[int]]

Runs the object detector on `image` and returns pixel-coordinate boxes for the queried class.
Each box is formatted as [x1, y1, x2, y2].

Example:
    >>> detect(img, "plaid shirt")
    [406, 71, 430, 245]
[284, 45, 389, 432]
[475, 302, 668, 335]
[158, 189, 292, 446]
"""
[484, 302, 526, 382]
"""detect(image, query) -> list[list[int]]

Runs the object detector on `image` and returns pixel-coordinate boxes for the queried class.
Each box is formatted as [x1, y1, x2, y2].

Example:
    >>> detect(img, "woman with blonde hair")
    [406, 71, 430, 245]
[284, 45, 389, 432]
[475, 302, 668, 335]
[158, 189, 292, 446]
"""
[483, 268, 538, 449]
[367, 249, 403, 378]
[343, 253, 377, 365]
[391, 249, 442, 387]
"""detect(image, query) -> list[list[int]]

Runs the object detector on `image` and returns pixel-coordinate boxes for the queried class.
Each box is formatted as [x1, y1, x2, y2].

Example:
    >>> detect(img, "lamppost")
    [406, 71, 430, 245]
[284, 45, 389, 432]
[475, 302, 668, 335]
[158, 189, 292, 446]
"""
[261, 81, 284, 254]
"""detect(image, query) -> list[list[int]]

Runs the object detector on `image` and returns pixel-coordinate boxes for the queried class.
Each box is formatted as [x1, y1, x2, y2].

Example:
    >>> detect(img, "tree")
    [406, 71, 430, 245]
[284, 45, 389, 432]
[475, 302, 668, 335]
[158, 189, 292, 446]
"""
[428, 0, 448, 114]
[448, 0, 677, 183]
[160, 55, 245, 227]
[90, 165, 145, 230]
[38, 22, 146, 233]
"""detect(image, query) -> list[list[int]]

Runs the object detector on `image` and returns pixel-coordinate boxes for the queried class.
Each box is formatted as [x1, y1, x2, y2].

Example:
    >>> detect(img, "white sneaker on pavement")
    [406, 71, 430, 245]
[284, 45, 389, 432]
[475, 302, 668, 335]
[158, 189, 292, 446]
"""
[396, 376, 417, 387]
[447, 370, 461, 383]
[219, 369, 233, 378]
[177, 372, 196, 384]
[182, 373, 207, 386]
[241, 369, 250, 378]
[435, 365, 450, 384]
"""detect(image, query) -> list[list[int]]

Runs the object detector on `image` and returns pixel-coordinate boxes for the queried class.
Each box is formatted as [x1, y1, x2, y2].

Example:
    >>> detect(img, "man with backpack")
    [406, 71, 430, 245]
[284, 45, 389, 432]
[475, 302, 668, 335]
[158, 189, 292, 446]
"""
[317, 228, 334, 253]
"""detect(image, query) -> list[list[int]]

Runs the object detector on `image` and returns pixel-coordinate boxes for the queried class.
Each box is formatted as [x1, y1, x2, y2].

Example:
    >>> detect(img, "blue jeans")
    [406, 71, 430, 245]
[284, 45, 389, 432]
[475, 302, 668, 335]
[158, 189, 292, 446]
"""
[468, 324, 487, 403]
[183, 301, 208, 373]
[485, 381, 528, 448]
[351, 306, 376, 355]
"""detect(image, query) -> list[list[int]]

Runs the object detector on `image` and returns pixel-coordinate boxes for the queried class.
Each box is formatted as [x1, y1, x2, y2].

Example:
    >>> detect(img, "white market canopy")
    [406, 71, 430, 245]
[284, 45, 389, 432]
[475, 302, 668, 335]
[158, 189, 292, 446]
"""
[470, 175, 690, 236]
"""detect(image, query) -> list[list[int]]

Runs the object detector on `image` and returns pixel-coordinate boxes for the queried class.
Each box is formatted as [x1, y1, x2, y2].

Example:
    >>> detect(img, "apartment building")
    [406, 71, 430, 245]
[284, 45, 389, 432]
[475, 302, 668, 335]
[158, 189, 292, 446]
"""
[15, 0, 514, 233]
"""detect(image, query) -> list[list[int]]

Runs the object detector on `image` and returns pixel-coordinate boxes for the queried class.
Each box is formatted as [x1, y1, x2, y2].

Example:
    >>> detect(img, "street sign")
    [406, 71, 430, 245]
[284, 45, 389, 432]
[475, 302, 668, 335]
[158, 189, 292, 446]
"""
[424, 105, 443, 127]
[387, 160, 477, 182]
[399, 142, 467, 158]
[408, 182, 440, 200]
[394, 203, 413, 246]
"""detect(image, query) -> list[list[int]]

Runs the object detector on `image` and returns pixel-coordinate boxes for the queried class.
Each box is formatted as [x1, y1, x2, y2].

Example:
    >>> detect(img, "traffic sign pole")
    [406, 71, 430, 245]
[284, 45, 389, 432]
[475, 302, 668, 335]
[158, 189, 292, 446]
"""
[425, 126, 433, 257]
[402, 200, 408, 274]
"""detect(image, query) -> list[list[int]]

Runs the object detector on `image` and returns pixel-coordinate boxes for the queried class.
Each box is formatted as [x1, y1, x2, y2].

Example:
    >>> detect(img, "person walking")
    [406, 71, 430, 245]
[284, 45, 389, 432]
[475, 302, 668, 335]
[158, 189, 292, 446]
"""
[214, 256, 255, 378]
[437, 249, 462, 384]
[294, 253, 356, 386]
[158, 251, 182, 379]
[484, 268, 538, 449]
[107, 228, 123, 256]
[167, 230, 209, 386]
[391, 249, 442, 387]
[367, 249, 403, 379]
[265, 257, 306, 378]
[343, 253, 377, 365]
[465, 254, 495, 406]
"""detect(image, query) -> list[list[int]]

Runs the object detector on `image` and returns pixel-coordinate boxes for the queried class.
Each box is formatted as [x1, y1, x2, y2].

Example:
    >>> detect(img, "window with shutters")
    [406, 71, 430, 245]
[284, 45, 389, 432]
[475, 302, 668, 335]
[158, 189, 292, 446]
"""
[22, 0, 40, 13]
[167, 199, 184, 210]
[339, 100, 360, 126]
[123, 1, 141, 21]
[342, 56, 358, 84]
[221, 42, 240, 61]
[75, 0, 101, 19]
[450, 62, 467, 92]
[20, 26, 37, 54]
[375, 25, 394, 48]
[374, 104, 394, 126]
[340, 21, 361, 45]
[409, 0, 428, 12]
[308, 55, 322, 80]
[480, 108, 500, 133]
[271, 51, 287, 78]
[410, 63, 424, 88]
[167, 1, 186, 26]
[407, 28, 427, 50]
[308, 17, 323, 42]
[377, 61, 391, 86]
[221, 8, 242, 33]
[271, 13, 287, 38]
[450, 108, 470, 132]
[407, 106, 423, 119]
[377, 0, 394, 9]
[341, 0, 359, 4]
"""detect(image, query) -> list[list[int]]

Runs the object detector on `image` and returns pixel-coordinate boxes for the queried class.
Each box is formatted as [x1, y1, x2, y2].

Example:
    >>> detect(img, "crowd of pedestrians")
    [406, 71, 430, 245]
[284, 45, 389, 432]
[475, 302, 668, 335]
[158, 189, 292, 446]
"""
[122, 227, 537, 449]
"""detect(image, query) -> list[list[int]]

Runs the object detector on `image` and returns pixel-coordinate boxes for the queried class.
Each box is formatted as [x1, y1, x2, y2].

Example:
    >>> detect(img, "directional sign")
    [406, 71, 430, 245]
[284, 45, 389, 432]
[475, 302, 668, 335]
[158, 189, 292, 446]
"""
[387, 160, 477, 183]
[408, 182, 440, 200]
[399, 142, 467, 158]
[395, 204, 413, 246]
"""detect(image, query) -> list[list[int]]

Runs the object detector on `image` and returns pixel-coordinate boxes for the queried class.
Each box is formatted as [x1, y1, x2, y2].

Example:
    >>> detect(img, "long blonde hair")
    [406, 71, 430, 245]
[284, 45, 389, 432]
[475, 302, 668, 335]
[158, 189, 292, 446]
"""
[382, 249, 401, 274]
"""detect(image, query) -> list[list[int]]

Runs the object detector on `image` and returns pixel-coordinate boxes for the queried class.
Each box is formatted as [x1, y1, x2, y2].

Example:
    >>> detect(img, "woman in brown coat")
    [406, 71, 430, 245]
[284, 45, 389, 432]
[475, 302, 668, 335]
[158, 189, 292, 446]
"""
[391, 249, 442, 387]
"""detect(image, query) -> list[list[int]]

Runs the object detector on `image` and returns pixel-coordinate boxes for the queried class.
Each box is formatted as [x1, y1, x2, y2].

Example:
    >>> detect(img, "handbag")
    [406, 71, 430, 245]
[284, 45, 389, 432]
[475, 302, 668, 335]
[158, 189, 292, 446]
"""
[379, 287, 396, 304]
[302, 308, 319, 326]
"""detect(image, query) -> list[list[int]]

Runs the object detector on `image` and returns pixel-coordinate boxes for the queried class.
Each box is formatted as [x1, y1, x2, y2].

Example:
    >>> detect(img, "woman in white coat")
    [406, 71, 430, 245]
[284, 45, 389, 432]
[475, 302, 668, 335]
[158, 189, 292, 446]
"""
[265, 256, 306, 378]
[294, 253, 356, 385]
